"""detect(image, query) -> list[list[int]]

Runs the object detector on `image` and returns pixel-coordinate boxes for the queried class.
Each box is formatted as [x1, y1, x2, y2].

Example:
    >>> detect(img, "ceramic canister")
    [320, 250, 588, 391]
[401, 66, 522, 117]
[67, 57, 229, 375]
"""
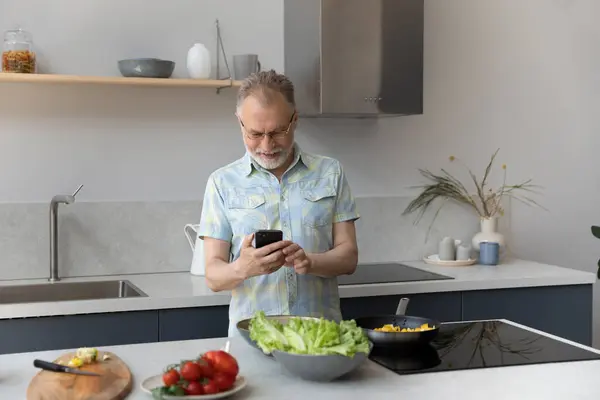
[186, 43, 211, 79]
[438, 237, 456, 261]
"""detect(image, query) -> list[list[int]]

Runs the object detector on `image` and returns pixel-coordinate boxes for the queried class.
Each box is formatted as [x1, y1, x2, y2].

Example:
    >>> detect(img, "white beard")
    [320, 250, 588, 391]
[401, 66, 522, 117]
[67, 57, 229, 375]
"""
[247, 146, 290, 170]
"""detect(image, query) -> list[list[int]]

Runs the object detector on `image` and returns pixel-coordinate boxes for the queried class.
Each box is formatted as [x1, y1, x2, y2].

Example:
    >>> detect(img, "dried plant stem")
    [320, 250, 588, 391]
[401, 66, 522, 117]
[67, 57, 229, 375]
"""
[403, 149, 545, 237]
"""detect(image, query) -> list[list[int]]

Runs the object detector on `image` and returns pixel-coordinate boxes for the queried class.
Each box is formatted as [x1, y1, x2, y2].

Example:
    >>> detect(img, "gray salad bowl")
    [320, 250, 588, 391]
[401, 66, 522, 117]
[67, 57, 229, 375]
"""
[237, 314, 373, 381]
[271, 341, 374, 382]
[117, 58, 175, 78]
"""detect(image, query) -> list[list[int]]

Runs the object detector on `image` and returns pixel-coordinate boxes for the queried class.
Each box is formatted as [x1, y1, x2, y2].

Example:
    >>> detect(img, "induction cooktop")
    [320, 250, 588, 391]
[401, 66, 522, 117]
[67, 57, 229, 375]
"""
[369, 320, 600, 375]
[337, 263, 453, 285]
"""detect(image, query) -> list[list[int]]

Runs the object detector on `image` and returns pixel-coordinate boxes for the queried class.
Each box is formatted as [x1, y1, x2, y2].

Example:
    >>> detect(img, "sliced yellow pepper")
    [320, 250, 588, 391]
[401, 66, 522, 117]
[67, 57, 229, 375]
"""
[68, 356, 84, 368]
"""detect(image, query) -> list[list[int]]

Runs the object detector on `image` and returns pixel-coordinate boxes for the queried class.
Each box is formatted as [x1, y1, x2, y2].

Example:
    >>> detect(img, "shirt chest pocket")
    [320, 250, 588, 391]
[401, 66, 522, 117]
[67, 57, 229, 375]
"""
[301, 186, 337, 228]
[226, 191, 268, 235]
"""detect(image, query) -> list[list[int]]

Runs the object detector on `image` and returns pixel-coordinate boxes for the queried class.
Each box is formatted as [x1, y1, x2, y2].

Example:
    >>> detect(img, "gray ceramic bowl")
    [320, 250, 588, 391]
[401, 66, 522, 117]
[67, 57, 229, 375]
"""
[117, 58, 175, 78]
[236, 315, 320, 356]
[271, 342, 373, 382]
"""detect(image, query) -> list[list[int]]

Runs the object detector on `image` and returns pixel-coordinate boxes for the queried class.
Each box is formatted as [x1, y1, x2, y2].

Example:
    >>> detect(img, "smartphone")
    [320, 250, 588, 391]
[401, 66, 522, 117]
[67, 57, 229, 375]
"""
[253, 229, 283, 248]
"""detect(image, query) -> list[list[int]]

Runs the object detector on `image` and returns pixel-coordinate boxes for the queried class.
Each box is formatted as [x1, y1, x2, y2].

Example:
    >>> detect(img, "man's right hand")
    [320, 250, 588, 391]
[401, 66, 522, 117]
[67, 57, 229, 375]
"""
[233, 233, 293, 279]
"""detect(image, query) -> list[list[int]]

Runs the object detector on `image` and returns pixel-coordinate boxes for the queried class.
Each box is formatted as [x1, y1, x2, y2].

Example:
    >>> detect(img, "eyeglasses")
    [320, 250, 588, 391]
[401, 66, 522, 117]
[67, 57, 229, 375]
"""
[237, 112, 296, 141]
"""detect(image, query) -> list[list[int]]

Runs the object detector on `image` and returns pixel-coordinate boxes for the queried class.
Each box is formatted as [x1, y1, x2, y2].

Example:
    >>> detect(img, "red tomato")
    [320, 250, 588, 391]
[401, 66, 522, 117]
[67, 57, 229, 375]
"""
[180, 361, 203, 382]
[202, 350, 239, 378]
[196, 358, 215, 378]
[200, 353, 213, 366]
[162, 368, 180, 386]
[201, 379, 220, 395]
[185, 381, 204, 395]
[213, 372, 236, 391]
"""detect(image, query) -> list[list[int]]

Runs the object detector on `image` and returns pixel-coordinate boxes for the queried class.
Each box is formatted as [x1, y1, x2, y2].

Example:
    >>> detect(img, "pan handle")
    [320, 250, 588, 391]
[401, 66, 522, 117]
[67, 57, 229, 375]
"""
[396, 297, 410, 315]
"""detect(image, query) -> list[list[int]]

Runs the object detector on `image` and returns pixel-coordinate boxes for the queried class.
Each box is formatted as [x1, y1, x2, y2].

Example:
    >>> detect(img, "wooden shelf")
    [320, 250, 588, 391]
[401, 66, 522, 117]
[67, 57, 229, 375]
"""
[0, 72, 242, 89]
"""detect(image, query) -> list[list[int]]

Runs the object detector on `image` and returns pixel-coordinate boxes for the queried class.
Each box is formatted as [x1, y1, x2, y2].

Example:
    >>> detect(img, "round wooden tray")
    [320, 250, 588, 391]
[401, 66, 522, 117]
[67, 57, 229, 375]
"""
[423, 254, 477, 267]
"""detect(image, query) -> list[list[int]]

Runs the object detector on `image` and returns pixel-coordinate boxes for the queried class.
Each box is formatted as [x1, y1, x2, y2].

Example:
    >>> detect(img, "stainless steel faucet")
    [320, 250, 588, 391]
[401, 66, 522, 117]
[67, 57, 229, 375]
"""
[49, 184, 84, 282]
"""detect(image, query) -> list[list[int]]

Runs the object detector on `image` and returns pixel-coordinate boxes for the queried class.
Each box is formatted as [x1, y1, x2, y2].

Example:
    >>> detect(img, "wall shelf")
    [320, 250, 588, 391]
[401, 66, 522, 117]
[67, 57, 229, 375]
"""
[0, 20, 241, 93]
[0, 72, 242, 90]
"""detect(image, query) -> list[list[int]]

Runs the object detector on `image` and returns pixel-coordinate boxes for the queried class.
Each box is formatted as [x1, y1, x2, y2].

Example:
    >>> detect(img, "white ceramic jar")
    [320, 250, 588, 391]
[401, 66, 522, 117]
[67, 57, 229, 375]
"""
[472, 217, 506, 251]
[186, 43, 211, 79]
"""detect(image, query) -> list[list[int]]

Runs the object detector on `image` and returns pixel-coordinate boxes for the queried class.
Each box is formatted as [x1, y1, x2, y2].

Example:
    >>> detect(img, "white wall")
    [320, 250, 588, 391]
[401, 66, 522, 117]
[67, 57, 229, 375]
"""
[1, 0, 599, 342]
[0, 0, 286, 202]
[392, 0, 600, 273]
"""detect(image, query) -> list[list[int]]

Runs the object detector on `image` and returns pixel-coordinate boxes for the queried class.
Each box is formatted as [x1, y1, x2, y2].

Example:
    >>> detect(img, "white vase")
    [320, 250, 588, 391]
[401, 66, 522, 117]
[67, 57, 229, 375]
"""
[186, 43, 211, 79]
[472, 217, 505, 251]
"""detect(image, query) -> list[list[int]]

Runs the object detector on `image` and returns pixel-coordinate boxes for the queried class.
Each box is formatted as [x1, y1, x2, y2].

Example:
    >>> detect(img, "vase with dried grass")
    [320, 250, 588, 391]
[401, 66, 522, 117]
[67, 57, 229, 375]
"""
[402, 149, 545, 251]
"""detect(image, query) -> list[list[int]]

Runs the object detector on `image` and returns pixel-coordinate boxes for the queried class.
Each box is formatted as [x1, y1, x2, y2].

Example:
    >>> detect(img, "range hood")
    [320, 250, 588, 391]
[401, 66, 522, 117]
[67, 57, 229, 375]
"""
[283, 0, 424, 118]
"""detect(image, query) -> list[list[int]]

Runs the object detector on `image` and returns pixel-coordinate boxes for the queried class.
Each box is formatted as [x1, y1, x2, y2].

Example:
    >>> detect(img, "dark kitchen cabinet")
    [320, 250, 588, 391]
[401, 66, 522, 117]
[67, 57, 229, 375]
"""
[461, 284, 593, 346]
[0, 305, 232, 355]
[0, 284, 593, 355]
[340, 292, 462, 323]
[340, 284, 593, 347]
[0, 310, 159, 355]
[158, 305, 230, 342]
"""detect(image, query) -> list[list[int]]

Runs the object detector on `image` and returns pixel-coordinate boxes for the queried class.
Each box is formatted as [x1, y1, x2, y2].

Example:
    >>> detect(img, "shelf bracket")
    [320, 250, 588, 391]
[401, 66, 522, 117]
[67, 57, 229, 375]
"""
[215, 19, 234, 94]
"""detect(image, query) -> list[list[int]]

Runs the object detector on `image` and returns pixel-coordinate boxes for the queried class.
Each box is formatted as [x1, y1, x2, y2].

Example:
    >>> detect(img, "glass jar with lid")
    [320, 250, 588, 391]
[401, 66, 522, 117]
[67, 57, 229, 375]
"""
[2, 28, 36, 73]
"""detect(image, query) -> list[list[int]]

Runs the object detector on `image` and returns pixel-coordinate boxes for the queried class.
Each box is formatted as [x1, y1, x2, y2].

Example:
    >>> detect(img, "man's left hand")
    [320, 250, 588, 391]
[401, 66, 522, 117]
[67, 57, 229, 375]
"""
[282, 243, 313, 275]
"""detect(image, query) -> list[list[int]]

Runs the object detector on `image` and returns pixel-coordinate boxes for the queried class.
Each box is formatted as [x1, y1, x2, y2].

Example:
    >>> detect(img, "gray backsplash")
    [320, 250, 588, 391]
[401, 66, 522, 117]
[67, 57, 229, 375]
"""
[0, 196, 507, 281]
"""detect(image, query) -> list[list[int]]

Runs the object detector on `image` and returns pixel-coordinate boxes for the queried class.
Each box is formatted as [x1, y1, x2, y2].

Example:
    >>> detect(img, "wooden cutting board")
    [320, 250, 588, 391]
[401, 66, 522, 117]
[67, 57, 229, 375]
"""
[26, 351, 133, 400]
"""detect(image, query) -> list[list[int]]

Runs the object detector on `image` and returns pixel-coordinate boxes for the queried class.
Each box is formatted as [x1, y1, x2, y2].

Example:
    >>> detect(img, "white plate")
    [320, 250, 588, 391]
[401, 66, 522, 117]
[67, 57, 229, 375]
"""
[423, 254, 477, 267]
[140, 374, 247, 399]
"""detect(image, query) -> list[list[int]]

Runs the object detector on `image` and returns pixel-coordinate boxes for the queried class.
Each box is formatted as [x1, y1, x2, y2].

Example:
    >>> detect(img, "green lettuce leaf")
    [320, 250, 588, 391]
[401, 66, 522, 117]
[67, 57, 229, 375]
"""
[248, 311, 370, 357]
[248, 311, 289, 353]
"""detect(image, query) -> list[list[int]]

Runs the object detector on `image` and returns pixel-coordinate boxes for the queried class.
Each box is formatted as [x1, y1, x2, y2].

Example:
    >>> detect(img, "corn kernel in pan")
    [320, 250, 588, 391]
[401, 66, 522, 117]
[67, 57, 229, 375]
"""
[374, 323, 435, 332]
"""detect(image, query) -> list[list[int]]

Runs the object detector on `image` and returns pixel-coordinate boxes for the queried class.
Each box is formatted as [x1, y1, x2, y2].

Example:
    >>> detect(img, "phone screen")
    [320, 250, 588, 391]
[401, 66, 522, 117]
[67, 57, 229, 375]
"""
[254, 229, 283, 248]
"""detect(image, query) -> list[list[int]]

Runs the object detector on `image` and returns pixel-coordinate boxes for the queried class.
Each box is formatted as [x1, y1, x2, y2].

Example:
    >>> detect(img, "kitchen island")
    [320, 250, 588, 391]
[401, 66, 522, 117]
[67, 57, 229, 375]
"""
[0, 258, 596, 354]
[1, 320, 599, 399]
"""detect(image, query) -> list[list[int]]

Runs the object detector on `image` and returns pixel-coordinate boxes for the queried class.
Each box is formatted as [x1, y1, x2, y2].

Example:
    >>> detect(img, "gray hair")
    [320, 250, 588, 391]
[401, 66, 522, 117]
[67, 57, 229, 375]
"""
[236, 69, 296, 111]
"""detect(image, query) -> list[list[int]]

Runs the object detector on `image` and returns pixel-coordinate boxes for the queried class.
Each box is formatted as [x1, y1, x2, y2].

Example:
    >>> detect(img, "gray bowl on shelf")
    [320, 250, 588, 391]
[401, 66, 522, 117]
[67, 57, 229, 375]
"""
[117, 58, 175, 78]
[272, 341, 373, 382]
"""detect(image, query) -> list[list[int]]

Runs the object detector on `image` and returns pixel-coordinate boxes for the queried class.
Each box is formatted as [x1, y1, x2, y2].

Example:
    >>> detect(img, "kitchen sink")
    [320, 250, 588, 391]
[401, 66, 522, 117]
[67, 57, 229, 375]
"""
[0, 280, 148, 304]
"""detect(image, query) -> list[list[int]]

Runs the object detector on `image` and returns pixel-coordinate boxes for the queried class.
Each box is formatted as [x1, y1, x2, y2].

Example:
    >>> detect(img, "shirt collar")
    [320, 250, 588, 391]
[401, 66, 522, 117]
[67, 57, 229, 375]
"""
[242, 142, 310, 177]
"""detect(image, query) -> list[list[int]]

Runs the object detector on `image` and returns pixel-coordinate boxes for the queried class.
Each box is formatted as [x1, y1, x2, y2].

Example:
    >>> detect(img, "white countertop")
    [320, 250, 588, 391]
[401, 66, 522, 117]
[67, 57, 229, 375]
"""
[1, 319, 599, 399]
[0, 258, 595, 320]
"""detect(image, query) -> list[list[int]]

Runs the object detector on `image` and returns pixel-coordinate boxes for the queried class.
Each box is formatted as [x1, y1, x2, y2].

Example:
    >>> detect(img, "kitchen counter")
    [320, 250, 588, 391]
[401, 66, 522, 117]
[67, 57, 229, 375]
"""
[0, 258, 594, 320]
[1, 319, 599, 399]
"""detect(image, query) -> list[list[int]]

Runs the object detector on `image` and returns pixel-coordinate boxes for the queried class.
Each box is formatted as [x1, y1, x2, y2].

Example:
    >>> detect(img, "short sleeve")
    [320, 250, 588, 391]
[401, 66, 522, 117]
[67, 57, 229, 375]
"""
[333, 162, 360, 224]
[197, 174, 233, 242]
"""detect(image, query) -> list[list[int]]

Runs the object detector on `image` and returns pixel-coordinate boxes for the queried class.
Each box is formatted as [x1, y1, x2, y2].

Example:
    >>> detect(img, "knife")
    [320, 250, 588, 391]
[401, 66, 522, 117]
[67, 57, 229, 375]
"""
[33, 359, 101, 376]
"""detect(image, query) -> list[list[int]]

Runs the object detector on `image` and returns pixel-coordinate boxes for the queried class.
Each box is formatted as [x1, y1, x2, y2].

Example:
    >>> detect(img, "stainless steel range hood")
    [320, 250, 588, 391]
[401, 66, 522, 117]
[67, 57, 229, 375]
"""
[283, 0, 424, 118]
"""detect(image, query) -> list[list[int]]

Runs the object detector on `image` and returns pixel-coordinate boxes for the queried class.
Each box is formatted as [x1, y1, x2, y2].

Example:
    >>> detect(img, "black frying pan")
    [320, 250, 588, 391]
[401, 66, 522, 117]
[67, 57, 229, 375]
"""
[354, 298, 440, 347]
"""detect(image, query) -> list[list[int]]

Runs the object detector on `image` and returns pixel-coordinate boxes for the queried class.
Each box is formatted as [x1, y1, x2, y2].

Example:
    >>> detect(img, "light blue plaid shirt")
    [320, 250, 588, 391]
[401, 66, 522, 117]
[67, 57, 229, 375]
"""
[198, 144, 360, 336]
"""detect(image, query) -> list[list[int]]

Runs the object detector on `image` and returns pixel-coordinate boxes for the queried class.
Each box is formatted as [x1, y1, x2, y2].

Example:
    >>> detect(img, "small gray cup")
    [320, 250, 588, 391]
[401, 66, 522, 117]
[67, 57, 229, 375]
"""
[233, 54, 261, 80]
[456, 244, 472, 261]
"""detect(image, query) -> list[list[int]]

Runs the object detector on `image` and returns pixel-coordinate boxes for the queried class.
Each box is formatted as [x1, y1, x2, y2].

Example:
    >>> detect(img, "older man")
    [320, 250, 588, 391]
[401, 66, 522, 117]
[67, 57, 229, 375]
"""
[197, 69, 360, 336]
